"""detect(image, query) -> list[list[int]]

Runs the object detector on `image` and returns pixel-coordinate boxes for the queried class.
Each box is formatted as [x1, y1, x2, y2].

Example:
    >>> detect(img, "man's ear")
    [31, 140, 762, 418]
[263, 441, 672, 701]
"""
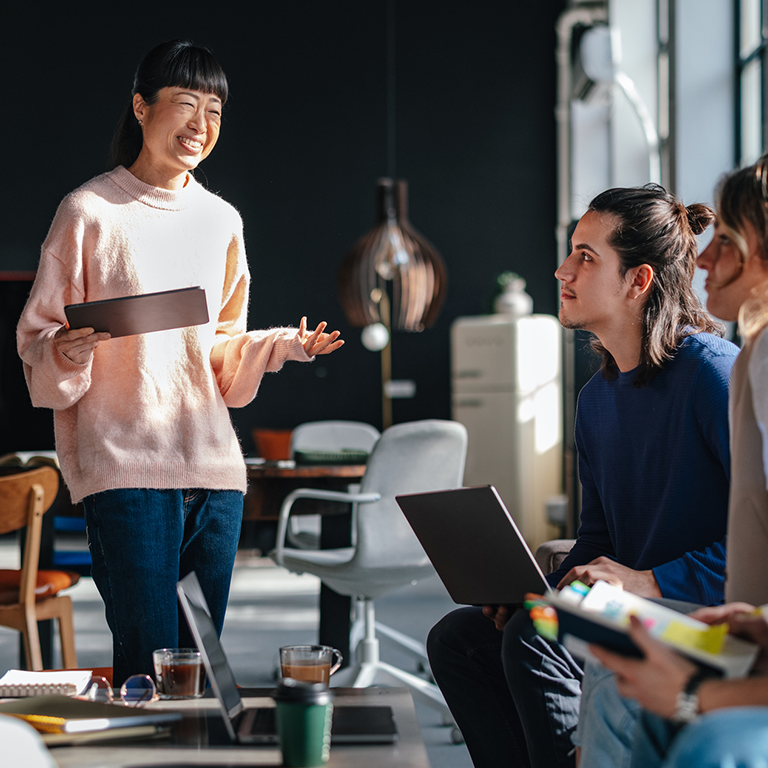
[628, 264, 654, 299]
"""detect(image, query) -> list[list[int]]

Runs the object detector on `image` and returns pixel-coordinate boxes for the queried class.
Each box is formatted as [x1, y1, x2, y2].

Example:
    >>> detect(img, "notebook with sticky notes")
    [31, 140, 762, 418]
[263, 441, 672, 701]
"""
[547, 580, 758, 678]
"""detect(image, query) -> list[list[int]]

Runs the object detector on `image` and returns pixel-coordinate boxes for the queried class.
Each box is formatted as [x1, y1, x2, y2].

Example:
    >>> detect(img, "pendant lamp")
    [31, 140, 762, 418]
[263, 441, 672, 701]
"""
[337, 178, 447, 332]
[336, 0, 447, 429]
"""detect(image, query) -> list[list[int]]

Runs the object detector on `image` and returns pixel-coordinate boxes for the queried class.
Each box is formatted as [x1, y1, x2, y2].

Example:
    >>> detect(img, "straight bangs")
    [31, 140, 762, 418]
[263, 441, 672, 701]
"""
[162, 47, 229, 104]
[110, 40, 229, 171]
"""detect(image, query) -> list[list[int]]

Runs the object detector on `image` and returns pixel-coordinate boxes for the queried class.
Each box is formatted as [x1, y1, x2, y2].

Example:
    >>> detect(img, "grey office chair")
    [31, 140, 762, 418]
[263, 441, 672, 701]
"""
[286, 421, 380, 548]
[270, 419, 467, 717]
[290, 420, 380, 457]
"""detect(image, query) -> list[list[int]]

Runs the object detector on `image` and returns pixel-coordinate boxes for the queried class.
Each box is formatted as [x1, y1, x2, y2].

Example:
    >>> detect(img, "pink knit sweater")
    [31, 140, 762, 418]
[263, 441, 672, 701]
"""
[17, 167, 312, 503]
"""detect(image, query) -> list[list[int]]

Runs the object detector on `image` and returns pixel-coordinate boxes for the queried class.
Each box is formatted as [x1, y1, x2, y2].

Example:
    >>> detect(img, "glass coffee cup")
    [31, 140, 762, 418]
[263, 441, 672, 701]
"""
[279, 645, 343, 686]
[152, 647, 205, 699]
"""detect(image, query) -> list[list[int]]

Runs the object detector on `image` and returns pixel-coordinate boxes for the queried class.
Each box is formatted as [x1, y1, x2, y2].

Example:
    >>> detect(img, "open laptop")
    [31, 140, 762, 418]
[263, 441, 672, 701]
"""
[395, 485, 552, 605]
[176, 572, 397, 745]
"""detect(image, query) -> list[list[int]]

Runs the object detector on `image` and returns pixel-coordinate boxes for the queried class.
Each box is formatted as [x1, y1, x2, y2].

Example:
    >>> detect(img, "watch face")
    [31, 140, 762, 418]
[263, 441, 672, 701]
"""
[673, 691, 699, 723]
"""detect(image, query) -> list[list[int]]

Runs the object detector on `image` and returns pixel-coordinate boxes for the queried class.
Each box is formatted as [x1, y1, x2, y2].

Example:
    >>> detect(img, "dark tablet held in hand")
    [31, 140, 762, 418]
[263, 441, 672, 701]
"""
[65, 287, 209, 338]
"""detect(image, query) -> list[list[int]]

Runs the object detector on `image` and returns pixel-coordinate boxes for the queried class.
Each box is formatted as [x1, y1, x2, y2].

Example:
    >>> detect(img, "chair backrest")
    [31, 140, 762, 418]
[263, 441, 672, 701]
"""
[0, 467, 59, 536]
[0, 466, 59, 608]
[290, 421, 381, 455]
[351, 419, 467, 570]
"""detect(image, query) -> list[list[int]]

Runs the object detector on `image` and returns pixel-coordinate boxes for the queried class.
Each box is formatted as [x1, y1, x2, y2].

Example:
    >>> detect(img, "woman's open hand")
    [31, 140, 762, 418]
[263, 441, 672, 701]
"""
[299, 317, 344, 357]
[54, 326, 111, 364]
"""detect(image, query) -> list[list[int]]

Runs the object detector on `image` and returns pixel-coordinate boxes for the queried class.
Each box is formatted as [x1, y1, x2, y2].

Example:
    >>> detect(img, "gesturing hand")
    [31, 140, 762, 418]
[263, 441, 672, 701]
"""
[299, 317, 344, 357]
[556, 557, 662, 598]
[54, 326, 111, 364]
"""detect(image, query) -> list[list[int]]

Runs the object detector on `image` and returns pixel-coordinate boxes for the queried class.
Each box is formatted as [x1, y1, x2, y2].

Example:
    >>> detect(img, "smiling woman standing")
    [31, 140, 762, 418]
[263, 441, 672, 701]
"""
[17, 41, 342, 686]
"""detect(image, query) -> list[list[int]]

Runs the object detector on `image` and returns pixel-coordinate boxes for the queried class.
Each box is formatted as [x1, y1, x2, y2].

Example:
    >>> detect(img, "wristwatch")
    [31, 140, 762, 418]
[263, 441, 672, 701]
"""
[673, 667, 713, 723]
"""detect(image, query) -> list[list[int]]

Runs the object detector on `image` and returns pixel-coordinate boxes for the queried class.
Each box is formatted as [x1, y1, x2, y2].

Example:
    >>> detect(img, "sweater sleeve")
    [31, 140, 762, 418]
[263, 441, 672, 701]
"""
[651, 354, 732, 605]
[17, 204, 94, 411]
[748, 327, 768, 489]
[208, 231, 313, 408]
[211, 329, 312, 408]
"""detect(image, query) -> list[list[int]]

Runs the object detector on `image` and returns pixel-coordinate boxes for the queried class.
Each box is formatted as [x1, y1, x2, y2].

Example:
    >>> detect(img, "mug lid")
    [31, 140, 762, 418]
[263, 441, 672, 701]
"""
[273, 678, 333, 705]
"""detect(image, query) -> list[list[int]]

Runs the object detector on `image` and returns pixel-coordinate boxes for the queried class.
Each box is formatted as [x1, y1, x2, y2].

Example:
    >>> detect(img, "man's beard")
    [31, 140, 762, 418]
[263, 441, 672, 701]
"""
[558, 306, 586, 331]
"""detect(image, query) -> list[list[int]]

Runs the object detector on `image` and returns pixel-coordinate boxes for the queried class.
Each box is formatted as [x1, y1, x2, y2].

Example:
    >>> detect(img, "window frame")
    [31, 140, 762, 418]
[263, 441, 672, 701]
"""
[736, 0, 768, 165]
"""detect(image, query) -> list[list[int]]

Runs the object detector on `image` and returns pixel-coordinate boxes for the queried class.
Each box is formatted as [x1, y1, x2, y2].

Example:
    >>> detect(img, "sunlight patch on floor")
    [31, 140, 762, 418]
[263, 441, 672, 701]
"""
[229, 561, 319, 597]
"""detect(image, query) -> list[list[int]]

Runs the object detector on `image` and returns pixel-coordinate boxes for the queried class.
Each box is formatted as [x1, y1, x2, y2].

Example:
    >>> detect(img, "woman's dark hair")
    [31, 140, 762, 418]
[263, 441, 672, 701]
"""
[108, 40, 228, 170]
[587, 184, 721, 386]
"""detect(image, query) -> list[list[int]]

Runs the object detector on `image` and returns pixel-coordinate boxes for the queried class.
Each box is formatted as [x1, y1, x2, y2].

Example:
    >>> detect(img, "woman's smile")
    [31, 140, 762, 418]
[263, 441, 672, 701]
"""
[129, 86, 222, 190]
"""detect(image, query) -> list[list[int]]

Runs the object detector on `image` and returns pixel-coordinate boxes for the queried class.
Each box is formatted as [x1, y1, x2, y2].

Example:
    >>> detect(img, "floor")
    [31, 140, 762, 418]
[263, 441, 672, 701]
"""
[0, 534, 473, 768]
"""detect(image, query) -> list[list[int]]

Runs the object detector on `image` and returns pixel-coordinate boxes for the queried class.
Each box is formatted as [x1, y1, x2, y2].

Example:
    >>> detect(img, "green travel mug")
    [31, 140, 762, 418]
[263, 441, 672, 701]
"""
[274, 678, 334, 767]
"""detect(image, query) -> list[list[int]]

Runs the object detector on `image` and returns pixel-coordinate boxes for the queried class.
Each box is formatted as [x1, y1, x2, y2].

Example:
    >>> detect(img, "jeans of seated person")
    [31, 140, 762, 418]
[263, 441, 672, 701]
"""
[656, 708, 768, 768]
[625, 710, 682, 768]
[572, 660, 642, 768]
[572, 599, 702, 768]
[427, 605, 583, 768]
[83, 488, 243, 687]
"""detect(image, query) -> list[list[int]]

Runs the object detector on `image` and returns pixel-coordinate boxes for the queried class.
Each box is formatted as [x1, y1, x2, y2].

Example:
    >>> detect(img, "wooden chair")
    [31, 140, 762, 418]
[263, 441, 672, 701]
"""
[0, 466, 80, 670]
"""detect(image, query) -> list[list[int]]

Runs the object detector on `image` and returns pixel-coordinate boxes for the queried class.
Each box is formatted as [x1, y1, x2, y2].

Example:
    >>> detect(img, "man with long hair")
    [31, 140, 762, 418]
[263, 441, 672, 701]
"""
[428, 185, 738, 768]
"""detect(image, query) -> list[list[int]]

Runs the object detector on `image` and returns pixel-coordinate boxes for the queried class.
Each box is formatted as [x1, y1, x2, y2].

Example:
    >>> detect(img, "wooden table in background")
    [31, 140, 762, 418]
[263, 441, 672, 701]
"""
[244, 462, 366, 521]
[245, 462, 367, 665]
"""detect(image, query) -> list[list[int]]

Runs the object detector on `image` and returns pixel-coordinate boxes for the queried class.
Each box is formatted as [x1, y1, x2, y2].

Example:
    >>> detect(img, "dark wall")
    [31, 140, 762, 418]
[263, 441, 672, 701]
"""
[3, 1, 565, 453]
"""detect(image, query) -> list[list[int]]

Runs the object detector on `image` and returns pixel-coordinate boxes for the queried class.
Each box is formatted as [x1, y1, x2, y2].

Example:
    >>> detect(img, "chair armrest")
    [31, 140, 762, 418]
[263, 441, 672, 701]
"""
[273, 488, 381, 567]
[534, 539, 576, 575]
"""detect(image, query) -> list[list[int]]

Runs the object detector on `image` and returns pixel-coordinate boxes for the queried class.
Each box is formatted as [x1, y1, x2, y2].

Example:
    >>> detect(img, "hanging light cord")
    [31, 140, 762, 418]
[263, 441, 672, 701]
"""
[386, 0, 396, 180]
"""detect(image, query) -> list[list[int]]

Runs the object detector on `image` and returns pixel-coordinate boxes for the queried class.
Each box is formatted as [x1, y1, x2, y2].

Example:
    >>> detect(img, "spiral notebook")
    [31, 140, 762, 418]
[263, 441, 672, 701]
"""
[0, 669, 93, 697]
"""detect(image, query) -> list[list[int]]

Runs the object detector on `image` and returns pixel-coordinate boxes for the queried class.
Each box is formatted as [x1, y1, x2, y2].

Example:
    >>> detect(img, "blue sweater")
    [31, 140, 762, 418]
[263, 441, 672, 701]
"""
[547, 333, 738, 605]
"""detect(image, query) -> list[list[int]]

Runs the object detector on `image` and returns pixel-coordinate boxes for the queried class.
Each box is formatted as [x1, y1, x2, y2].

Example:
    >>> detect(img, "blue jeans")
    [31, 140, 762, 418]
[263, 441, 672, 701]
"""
[572, 599, 702, 768]
[83, 488, 242, 686]
[427, 606, 583, 768]
[573, 661, 641, 768]
[660, 708, 768, 767]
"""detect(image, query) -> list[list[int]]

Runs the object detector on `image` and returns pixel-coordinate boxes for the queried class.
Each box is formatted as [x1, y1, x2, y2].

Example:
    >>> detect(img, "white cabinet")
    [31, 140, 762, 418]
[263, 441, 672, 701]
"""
[451, 315, 563, 548]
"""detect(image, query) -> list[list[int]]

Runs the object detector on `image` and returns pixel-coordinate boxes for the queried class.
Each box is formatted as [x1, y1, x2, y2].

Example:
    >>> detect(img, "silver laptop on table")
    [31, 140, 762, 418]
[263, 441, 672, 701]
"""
[176, 571, 397, 745]
[395, 485, 552, 605]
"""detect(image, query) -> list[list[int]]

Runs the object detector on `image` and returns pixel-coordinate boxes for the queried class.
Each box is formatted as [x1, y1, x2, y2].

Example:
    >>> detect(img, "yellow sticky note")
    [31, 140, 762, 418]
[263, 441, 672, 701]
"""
[660, 620, 728, 654]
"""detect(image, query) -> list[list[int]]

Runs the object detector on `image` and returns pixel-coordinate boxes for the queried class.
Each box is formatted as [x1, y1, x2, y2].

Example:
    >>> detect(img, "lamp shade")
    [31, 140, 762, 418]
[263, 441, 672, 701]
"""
[337, 178, 447, 331]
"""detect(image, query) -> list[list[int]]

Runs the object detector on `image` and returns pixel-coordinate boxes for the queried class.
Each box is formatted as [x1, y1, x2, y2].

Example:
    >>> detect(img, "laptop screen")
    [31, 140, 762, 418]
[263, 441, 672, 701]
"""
[395, 485, 550, 605]
[176, 572, 243, 727]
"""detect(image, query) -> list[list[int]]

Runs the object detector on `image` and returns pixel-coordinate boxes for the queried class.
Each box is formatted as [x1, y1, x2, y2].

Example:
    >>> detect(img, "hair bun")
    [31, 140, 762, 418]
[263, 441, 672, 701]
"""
[685, 203, 716, 236]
